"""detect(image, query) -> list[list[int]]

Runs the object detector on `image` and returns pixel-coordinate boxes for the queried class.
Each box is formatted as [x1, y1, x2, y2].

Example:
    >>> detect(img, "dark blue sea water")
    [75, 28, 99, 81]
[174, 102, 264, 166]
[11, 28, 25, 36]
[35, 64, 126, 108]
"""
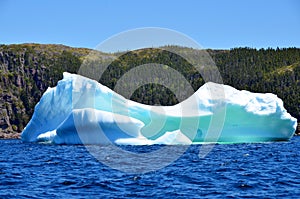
[1, 137, 300, 198]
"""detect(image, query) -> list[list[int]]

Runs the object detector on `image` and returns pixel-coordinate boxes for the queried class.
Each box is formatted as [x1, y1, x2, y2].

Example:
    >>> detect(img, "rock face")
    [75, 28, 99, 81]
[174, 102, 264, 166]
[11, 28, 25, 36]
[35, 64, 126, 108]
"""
[0, 44, 90, 137]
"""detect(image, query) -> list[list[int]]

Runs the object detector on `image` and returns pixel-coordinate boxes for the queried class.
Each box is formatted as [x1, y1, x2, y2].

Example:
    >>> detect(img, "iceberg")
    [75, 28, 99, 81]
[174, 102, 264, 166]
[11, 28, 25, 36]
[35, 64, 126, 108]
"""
[21, 72, 297, 144]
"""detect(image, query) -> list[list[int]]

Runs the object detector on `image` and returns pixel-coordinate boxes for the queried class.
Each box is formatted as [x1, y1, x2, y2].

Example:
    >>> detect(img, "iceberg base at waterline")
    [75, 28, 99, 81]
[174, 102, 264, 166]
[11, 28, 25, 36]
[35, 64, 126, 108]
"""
[21, 73, 297, 145]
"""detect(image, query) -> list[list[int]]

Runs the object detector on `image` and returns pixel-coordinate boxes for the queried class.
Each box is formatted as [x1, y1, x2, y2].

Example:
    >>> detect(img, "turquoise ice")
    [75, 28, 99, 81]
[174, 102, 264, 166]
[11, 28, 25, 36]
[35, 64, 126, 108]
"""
[21, 73, 297, 144]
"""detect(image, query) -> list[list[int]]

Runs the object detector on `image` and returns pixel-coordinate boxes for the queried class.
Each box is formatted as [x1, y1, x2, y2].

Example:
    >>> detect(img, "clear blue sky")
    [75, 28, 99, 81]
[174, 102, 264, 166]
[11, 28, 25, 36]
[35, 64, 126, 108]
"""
[0, 0, 299, 50]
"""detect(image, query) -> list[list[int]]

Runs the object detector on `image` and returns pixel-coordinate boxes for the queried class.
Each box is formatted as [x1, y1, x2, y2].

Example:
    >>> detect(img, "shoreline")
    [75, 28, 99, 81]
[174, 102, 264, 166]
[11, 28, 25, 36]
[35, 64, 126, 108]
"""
[0, 132, 21, 139]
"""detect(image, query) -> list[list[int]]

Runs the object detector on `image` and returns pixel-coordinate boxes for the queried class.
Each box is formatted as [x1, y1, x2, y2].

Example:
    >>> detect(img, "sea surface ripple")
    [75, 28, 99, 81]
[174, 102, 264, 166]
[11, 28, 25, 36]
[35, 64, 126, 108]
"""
[0, 137, 300, 198]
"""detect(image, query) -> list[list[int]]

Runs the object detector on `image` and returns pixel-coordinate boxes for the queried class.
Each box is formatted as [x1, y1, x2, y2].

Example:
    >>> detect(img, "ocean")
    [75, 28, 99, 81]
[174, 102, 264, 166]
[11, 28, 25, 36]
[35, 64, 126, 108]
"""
[0, 137, 300, 198]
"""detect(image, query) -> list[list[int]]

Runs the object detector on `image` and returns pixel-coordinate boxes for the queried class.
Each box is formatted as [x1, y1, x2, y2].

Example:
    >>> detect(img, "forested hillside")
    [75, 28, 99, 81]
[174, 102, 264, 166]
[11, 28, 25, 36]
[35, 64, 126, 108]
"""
[0, 44, 299, 138]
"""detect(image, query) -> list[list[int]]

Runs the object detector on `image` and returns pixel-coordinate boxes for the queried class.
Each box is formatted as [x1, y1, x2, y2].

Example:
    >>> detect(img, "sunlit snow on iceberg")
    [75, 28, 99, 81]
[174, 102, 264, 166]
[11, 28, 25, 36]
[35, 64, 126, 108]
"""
[21, 73, 297, 145]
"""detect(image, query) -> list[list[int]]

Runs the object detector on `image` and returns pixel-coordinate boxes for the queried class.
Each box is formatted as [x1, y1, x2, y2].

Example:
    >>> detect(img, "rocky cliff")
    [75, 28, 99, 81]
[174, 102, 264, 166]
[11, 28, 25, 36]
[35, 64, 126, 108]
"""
[0, 44, 91, 138]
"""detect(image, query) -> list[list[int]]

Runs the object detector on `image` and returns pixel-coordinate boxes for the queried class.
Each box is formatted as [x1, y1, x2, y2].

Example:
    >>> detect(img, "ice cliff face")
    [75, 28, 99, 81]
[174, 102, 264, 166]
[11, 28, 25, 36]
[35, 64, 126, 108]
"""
[21, 73, 297, 144]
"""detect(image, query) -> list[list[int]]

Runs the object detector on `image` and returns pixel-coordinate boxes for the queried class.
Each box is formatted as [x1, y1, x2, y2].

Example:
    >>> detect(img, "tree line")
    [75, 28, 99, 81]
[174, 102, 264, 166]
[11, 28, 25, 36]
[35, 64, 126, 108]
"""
[0, 44, 299, 135]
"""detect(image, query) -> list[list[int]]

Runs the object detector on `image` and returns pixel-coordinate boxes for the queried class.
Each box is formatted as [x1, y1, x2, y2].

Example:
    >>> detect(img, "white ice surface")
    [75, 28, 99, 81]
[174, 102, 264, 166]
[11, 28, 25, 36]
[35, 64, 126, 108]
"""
[21, 72, 297, 144]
